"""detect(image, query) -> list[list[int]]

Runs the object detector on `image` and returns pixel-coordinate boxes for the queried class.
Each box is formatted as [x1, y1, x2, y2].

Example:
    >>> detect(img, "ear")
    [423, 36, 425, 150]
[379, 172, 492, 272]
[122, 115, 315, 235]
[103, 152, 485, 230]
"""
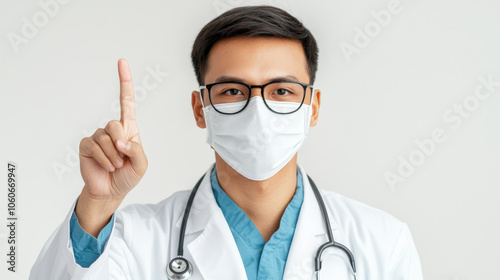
[310, 89, 321, 127]
[191, 90, 206, 128]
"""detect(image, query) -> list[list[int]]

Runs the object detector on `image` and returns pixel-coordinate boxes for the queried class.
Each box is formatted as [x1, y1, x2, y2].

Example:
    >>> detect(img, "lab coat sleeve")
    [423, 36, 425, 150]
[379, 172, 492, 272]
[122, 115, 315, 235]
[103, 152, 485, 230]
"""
[29, 196, 128, 280]
[387, 223, 424, 280]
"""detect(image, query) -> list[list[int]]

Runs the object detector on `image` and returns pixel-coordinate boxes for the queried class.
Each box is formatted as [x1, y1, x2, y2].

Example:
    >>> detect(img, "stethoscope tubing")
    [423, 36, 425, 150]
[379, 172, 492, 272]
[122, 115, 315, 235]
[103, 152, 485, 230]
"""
[177, 175, 205, 257]
[308, 175, 357, 276]
[169, 172, 357, 280]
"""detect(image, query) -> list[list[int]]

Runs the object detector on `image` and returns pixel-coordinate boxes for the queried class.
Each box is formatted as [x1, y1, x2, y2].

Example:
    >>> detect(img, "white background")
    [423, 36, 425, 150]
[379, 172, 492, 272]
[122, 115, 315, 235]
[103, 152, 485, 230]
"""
[1, 0, 499, 279]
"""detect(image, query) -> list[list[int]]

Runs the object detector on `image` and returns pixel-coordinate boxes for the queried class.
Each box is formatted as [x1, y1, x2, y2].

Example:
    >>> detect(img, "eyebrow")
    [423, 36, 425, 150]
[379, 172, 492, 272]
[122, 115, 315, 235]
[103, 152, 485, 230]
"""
[213, 75, 300, 84]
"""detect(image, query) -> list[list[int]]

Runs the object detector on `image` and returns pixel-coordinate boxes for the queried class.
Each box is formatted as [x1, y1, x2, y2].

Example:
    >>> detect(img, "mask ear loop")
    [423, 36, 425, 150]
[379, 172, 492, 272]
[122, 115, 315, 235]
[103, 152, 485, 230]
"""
[309, 87, 315, 106]
[198, 87, 205, 109]
[198, 87, 212, 135]
[304, 87, 315, 133]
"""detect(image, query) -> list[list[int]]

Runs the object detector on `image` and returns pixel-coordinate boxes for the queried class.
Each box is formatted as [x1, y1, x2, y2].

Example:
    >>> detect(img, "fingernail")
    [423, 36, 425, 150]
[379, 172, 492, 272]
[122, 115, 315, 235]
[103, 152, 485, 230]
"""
[117, 139, 129, 150]
[115, 160, 123, 168]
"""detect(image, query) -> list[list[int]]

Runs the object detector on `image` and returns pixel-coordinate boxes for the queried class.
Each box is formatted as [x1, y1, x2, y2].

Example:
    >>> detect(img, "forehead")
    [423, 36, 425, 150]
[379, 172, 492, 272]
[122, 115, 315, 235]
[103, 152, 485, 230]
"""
[205, 36, 309, 84]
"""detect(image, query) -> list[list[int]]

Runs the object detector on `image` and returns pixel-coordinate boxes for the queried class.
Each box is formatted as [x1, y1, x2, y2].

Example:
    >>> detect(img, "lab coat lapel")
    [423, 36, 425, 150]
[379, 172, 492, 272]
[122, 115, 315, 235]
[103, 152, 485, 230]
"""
[283, 165, 342, 280]
[182, 165, 248, 280]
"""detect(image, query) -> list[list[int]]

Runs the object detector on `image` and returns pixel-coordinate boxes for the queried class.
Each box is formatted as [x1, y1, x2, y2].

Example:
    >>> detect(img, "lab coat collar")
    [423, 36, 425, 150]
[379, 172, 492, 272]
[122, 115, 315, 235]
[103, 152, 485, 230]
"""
[174, 163, 345, 280]
[174, 164, 342, 235]
[178, 163, 248, 279]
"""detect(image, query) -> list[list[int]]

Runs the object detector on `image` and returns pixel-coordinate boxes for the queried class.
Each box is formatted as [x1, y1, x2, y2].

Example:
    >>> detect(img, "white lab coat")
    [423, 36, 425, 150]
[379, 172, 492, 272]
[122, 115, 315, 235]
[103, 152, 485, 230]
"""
[30, 164, 423, 279]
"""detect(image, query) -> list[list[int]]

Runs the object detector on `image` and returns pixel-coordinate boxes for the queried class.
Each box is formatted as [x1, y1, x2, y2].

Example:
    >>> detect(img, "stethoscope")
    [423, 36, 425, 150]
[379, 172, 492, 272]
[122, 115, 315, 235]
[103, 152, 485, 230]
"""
[166, 173, 357, 280]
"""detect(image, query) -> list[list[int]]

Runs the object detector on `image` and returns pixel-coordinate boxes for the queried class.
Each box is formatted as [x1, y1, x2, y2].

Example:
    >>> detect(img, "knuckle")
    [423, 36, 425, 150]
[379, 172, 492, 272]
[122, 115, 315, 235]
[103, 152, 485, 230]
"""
[94, 128, 105, 135]
[79, 137, 89, 153]
[79, 137, 88, 146]
[105, 120, 121, 132]
[92, 128, 104, 141]
[89, 142, 101, 155]
[96, 132, 111, 143]
[122, 93, 134, 101]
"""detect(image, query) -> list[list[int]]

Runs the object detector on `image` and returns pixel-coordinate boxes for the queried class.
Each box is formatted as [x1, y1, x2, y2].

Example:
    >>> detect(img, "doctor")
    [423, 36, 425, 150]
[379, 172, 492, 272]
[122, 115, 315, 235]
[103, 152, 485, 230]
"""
[30, 5, 423, 280]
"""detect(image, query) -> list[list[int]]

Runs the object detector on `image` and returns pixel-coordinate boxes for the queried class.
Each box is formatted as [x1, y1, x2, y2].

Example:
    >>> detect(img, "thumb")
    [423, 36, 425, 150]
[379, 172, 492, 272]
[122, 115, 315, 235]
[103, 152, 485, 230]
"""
[116, 139, 148, 175]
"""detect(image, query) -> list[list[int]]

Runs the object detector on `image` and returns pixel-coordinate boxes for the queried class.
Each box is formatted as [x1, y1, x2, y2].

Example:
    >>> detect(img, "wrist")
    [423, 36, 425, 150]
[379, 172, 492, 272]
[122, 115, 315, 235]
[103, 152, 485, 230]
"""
[74, 187, 124, 237]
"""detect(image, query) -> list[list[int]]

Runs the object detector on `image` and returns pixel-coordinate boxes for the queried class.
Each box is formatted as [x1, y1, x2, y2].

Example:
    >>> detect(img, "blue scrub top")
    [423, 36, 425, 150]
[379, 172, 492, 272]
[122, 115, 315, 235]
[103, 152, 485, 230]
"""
[210, 166, 304, 280]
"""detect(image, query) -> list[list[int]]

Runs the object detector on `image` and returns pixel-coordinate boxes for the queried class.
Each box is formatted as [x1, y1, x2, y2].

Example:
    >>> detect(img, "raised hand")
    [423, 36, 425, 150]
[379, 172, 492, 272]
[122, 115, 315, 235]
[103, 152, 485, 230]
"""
[76, 58, 148, 237]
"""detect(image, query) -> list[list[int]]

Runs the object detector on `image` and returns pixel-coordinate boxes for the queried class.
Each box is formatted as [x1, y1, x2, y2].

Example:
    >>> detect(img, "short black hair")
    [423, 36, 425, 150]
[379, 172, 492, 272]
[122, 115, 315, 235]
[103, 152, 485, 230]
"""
[191, 5, 319, 85]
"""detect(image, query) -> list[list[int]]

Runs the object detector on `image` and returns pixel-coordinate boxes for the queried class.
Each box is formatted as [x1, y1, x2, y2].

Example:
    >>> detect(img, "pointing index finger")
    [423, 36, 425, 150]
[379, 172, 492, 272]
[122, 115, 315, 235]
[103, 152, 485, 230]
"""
[118, 58, 136, 123]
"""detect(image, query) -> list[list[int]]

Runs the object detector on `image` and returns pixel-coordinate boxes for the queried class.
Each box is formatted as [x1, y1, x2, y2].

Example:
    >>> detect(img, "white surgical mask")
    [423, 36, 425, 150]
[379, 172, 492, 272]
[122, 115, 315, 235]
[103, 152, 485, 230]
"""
[202, 96, 313, 181]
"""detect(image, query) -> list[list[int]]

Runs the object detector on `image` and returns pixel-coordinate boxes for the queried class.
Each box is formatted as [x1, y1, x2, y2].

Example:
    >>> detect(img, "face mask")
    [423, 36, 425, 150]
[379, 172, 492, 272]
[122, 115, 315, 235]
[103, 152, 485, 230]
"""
[202, 96, 313, 181]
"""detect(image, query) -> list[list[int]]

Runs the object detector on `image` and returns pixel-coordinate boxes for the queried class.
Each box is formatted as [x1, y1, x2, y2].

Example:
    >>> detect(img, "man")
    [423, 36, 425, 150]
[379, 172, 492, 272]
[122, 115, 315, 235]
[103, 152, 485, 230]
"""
[30, 5, 423, 279]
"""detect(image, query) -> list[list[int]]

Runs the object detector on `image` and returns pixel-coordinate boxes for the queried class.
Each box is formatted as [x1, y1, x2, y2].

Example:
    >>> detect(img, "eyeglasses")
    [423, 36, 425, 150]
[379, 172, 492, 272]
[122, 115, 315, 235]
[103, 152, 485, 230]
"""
[199, 81, 314, 114]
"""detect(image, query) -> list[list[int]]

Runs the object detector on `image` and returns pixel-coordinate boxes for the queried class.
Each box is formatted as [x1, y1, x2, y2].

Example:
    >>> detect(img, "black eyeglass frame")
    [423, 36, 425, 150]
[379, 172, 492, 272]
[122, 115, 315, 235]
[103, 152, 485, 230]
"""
[199, 80, 314, 115]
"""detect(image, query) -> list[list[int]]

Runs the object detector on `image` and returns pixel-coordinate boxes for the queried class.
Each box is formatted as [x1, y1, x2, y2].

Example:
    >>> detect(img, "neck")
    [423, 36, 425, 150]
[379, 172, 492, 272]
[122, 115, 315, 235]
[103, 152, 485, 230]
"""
[214, 153, 299, 242]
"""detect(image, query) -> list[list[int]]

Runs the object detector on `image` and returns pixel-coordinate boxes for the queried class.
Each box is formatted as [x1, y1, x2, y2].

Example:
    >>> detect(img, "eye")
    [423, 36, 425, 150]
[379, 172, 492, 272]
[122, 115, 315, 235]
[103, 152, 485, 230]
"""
[223, 88, 244, 95]
[273, 88, 292, 95]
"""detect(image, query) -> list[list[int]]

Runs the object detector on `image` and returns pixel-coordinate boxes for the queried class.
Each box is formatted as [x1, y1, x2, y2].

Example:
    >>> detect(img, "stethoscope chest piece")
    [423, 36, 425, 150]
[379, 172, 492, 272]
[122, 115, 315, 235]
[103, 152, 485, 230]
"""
[167, 256, 193, 280]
